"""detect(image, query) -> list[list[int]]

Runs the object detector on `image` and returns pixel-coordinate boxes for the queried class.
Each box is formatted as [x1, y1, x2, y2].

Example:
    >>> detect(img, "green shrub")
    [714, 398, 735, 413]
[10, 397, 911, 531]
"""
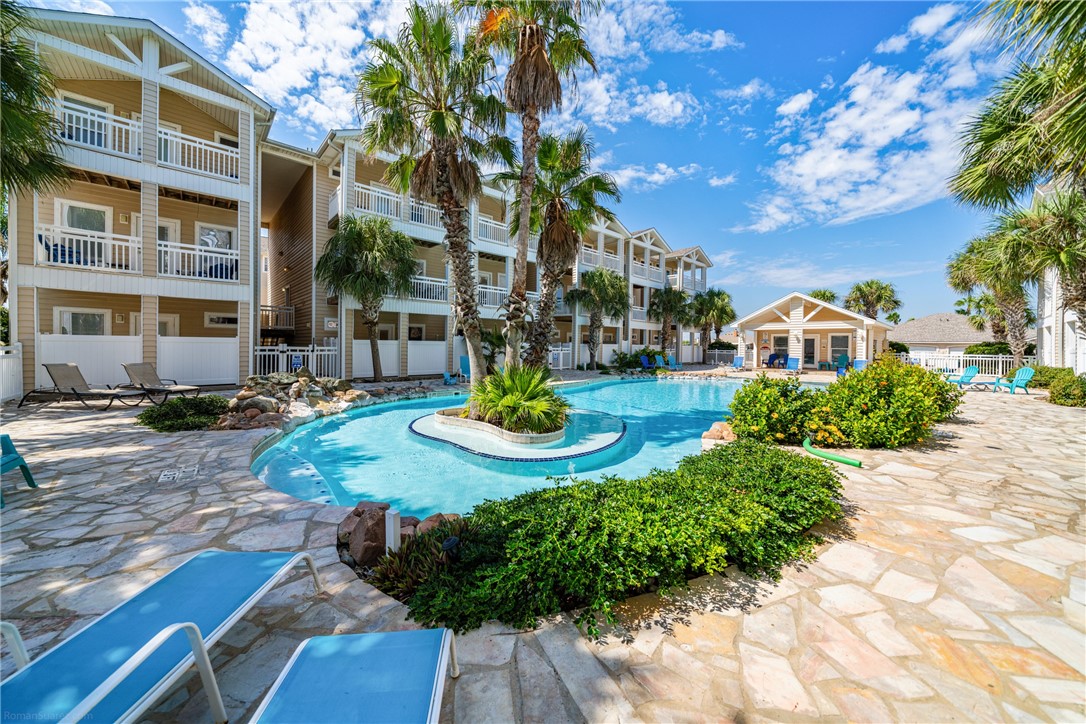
[610, 347, 665, 371]
[376, 440, 842, 634]
[708, 340, 737, 351]
[136, 395, 229, 432]
[466, 365, 570, 434]
[728, 375, 836, 445]
[1004, 365, 1073, 388]
[888, 341, 909, 353]
[1048, 373, 1086, 407]
[965, 342, 1037, 356]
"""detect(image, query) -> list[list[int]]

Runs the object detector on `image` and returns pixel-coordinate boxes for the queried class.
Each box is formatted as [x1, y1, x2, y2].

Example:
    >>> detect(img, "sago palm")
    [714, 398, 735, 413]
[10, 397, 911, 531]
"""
[494, 128, 620, 366]
[809, 288, 838, 304]
[688, 289, 736, 362]
[646, 285, 689, 355]
[314, 216, 417, 382]
[469, 365, 570, 433]
[357, 2, 511, 409]
[843, 280, 901, 320]
[466, 0, 599, 363]
[565, 267, 628, 370]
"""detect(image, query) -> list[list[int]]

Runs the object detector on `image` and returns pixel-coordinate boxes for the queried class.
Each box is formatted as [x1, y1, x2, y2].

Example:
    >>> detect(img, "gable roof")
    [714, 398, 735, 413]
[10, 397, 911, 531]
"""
[666, 247, 712, 266]
[733, 291, 893, 329]
[886, 312, 1025, 344]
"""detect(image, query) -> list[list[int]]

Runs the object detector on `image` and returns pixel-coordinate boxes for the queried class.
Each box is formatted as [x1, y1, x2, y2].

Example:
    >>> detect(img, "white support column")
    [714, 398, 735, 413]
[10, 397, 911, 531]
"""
[341, 141, 357, 217]
[469, 199, 479, 241]
[384, 509, 401, 553]
[737, 328, 747, 367]
[856, 326, 869, 362]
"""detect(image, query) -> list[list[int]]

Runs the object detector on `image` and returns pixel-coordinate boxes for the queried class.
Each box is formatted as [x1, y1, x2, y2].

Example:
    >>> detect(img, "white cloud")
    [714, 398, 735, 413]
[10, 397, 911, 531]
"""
[875, 34, 909, 54]
[712, 250, 739, 268]
[600, 155, 701, 192]
[716, 256, 941, 288]
[587, 0, 742, 62]
[776, 90, 816, 116]
[708, 173, 737, 188]
[875, 3, 961, 54]
[715, 78, 774, 101]
[183, 0, 228, 55]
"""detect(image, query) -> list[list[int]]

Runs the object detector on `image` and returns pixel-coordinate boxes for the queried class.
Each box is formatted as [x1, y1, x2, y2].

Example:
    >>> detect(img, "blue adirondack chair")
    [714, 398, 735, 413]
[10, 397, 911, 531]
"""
[667, 354, 682, 371]
[731, 356, 745, 370]
[993, 367, 1035, 394]
[784, 357, 801, 375]
[765, 354, 778, 368]
[946, 365, 979, 388]
[655, 354, 668, 370]
[1, 435, 38, 508]
[836, 354, 850, 370]
[441, 372, 458, 385]
[640, 355, 655, 370]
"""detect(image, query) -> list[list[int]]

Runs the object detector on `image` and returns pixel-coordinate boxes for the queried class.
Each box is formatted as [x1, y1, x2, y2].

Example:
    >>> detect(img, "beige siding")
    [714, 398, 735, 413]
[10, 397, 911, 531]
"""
[160, 89, 237, 143]
[141, 296, 158, 364]
[353, 311, 399, 339]
[238, 300, 250, 381]
[57, 79, 142, 119]
[38, 182, 142, 235]
[478, 256, 505, 283]
[15, 191, 34, 267]
[17, 287, 36, 391]
[354, 156, 390, 186]
[141, 79, 158, 162]
[408, 314, 447, 341]
[159, 297, 240, 337]
[414, 243, 445, 278]
[37, 290, 141, 335]
[313, 162, 339, 342]
[158, 198, 239, 246]
[269, 167, 315, 343]
[477, 194, 506, 222]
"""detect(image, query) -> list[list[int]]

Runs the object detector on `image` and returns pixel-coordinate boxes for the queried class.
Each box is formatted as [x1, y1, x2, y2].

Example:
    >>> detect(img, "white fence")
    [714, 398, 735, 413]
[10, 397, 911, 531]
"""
[407, 341, 446, 376]
[352, 340, 400, 379]
[39, 334, 141, 388]
[1, 344, 22, 402]
[255, 345, 340, 378]
[579, 343, 618, 368]
[549, 343, 573, 370]
[157, 337, 238, 385]
[895, 352, 1033, 377]
[706, 349, 737, 366]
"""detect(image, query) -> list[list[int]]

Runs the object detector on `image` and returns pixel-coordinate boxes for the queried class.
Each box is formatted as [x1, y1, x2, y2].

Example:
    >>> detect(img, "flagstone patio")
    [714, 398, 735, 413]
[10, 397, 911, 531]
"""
[1, 388, 1083, 722]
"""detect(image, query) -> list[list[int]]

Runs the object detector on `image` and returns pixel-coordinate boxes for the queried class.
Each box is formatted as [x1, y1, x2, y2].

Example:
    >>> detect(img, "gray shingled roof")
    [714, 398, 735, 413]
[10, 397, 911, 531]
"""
[888, 312, 1035, 344]
[666, 247, 699, 257]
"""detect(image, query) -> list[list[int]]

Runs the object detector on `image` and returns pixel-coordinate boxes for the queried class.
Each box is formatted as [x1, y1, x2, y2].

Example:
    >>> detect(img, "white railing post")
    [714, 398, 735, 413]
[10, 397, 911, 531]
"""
[385, 509, 401, 553]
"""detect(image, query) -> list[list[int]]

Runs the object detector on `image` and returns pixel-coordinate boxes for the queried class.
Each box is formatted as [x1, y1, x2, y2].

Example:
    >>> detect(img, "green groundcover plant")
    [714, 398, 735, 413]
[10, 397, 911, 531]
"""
[1047, 372, 1086, 407]
[466, 365, 570, 434]
[730, 357, 963, 449]
[136, 396, 229, 432]
[370, 440, 842, 634]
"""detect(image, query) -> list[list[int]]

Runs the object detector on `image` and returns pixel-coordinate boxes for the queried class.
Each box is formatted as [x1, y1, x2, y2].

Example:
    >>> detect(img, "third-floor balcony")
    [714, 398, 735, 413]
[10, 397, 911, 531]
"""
[631, 260, 665, 283]
[157, 241, 239, 281]
[631, 306, 648, 321]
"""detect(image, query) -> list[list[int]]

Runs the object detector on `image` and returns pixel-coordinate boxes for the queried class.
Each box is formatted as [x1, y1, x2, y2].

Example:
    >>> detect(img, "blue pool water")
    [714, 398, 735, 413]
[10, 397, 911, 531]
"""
[252, 377, 745, 518]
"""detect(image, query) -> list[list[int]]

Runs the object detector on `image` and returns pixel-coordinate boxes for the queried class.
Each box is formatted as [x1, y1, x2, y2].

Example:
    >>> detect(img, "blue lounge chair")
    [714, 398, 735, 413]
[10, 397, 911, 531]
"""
[731, 356, 744, 370]
[0, 550, 322, 724]
[852, 359, 868, 372]
[251, 628, 459, 723]
[458, 355, 470, 381]
[784, 357, 801, 375]
[639, 355, 655, 371]
[655, 355, 668, 370]
[667, 354, 683, 371]
[441, 372, 458, 385]
[992, 367, 1035, 394]
[0, 435, 38, 508]
[946, 365, 979, 388]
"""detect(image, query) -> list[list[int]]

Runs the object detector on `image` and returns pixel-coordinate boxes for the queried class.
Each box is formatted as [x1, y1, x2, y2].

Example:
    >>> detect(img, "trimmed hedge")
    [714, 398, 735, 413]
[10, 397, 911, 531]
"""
[372, 440, 843, 634]
[1048, 372, 1086, 407]
[136, 395, 229, 432]
[1004, 365, 1074, 388]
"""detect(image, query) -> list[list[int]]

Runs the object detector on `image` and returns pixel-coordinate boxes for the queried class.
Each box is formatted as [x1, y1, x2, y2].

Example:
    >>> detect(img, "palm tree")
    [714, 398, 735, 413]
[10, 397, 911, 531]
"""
[687, 289, 736, 362]
[467, 0, 598, 364]
[843, 280, 901, 320]
[314, 216, 417, 382]
[494, 129, 619, 366]
[947, 235, 1032, 365]
[885, 311, 901, 325]
[565, 267, 627, 370]
[809, 288, 838, 304]
[646, 285, 689, 355]
[357, 3, 510, 407]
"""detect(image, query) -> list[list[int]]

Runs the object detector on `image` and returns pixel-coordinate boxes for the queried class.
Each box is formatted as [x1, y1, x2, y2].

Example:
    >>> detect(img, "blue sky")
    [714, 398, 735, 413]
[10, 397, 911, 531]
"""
[37, 0, 1012, 320]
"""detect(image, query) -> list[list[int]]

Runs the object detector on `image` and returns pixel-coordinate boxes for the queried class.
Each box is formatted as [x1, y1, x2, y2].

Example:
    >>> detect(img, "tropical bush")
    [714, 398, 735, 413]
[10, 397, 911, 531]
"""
[1047, 373, 1086, 407]
[466, 365, 570, 434]
[888, 341, 909, 353]
[373, 440, 842, 634]
[708, 340, 738, 351]
[1004, 365, 1073, 388]
[610, 347, 665, 371]
[965, 342, 1037, 356]
[729, 358, 962, 449]
[136, 395, 229, 432]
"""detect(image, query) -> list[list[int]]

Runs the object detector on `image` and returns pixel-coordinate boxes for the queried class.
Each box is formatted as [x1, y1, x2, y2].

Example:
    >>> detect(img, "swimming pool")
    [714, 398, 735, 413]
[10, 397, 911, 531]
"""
[252, 377, 746, 518]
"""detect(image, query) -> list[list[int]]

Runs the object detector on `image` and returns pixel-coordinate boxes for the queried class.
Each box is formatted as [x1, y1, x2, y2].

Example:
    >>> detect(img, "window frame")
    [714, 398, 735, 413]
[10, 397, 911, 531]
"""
[55, 198, 113, 234]
[195, 222, 237, 250]
[214, 132, 240, 149]
[204, 312, 239, 329]
[54, 306, 112, 336]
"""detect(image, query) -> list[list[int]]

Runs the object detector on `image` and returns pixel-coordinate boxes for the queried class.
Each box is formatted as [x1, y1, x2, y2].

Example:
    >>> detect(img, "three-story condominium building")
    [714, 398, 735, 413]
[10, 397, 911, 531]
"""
[5, 8, 719, 393]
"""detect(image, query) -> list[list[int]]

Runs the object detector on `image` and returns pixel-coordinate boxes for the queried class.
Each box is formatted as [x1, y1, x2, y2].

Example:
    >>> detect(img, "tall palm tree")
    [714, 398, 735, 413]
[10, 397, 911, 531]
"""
[687, 289, 736, 362]
[357, 3, 510, 407]
[468, 0, 599, 364]
[947, 235, 1032, 365]
[565, 267, 627, 370]
[314, 216, 417, 382]
[843, 280, 901, 320]
[646, 285, 689, 355]
[809, 288, 838, 304]
[884, 311, 901, 325]
[494, 128, 619, 366]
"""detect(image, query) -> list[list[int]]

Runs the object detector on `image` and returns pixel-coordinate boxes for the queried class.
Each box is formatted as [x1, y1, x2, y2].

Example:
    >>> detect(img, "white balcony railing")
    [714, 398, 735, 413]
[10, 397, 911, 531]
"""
[667, 273, 679, 287]
[649, 267, 665, 282]
[409, 198, 442, 229]
[477, 284, 506, 307]
[157, 241, 240, 281]
[354, 183, 402, 220]
[35, 224, 142, 273]
[528, 233, 539, 252]
[580, 248, 600, 268]
[408, 276, 449, 303]
[554, 299, 572, 315]
[157, 128, 240, 181]
[260, 305, 295, 329]
[631, 306, 647, 321]
[329, 185, 342, 222]
[477, 215, 508, 245]
[56, 101, 141, 158]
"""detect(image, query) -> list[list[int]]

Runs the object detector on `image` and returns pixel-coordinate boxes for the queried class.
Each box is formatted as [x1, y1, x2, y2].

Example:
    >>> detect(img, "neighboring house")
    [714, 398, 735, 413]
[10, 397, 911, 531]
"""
[887, 312, 1034, 355]
[8, 9, 272, 391]
[1036, 268, 1083, 373]
[733, 292, 892, 368]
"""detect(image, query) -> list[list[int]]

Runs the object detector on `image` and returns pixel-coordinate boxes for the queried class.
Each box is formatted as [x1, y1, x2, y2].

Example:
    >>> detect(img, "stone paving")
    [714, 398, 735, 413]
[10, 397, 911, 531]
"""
[1, 386, 1084, 722]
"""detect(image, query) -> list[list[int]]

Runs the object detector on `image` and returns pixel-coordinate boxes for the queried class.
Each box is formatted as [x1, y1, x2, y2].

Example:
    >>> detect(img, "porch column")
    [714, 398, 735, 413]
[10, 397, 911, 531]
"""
[341, 140, 357, 217]
[17, 286, 36, 392]
[504, 255, 513, 290]
[398, 312, 409, 378]
[788, 297, 804, 361]
[736, 327, 747, 367]
[856, 326, 869, 361]
[141, 296, 157, 366]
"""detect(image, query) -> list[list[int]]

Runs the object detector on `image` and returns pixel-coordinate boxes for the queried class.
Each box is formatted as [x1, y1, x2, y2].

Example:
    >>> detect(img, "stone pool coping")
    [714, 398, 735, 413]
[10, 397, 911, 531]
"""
[433, 406, 567, 444]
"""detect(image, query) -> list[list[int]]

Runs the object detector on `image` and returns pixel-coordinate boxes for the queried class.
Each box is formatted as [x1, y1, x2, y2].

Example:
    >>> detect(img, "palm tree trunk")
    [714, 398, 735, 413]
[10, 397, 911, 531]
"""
[998, 291, 1029, 366]
[701, 322, 712, 362]
[660, 315, 672, 354]
[1058, 271, 1086, 333]
[360, 304, 383, 383]
[588, 311, 602, 370]
[525, 264, 561, 367]
[504, 105, 541, 365]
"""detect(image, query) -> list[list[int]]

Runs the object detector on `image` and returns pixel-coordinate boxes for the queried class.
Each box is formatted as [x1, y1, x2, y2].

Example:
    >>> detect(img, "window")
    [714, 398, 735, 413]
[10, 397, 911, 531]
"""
[830, 334, 851, 361]
[204, 312, 239, 328]
[263, 256, 269, 273]
[215, 132, 240, 149]
[196, 223, 238, 281]
[479, 271, 492, 286]
[408, 325, 425, 341]
[53, 199, 112, 266]
[55, 307, 110, 335]
[57, 199, 111, 234]
[329, 165, 341, 179]
[415, 260, 426, 277]
[158, 314, 180, 337]
[195, 223, 235, 249]
[58, 93, 112, 148]
[772, 334, 789, 358]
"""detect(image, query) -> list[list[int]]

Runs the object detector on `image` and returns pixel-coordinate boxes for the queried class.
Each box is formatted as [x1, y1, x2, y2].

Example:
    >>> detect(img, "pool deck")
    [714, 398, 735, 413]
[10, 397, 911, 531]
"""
[1, 385, 1084, 722]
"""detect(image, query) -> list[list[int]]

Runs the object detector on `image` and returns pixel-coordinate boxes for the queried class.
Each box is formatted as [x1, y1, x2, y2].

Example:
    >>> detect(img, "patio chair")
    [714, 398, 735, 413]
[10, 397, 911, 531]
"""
[121, 362, 200, 402]
[0, 549, 323, 724]
[639, 355, 655, 371]
[835, 354, 850, 370]
[667, 354, 683, 371]
[765, 353, 778, 369]
[250, 628, 459, 724]
[731, 356, 744, 371]
[784, 357, 801, 376]
[0, 435, 38, 509]
[458, 356, 470, 382]
[18, 364, 147, 411]
[655, 354, 668, 370]
[991, 366, 1035, 395]
[441, 372, 458, 385]
[946, 365, 979, 389]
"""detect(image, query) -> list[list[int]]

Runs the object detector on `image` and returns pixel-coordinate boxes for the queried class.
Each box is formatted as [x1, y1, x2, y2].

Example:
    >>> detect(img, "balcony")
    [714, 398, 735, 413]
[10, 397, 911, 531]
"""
[477, 284, 506, 307]
[632, 261, 665, 283]
[157, 128, 240, 181]
[157, 241, 240, 281]
[476, 215, 508, 245]
[56, 101, 140, 158]
[407, 276, 449, 303]
[35, 224, 142, 273]
[260, 305, 295, 330]
[631, 306, 647, 321]
[580, 248, 622, 272]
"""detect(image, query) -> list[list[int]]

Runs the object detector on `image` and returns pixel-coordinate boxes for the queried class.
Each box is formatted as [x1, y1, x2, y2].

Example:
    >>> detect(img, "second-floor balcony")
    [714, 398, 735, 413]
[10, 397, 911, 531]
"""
[668, 272, 707, 292]
[56, 101, 240, 182]
[477, 284, 506, 307]
[408, 276, 449, 303]
[260, 305, 295, 330]
[632, 261, 665, 283]
[631, 306, 647, 321]
[35, 224, 142, 273]
[580, 248, 623, 272]
[157, 241, 239, 281]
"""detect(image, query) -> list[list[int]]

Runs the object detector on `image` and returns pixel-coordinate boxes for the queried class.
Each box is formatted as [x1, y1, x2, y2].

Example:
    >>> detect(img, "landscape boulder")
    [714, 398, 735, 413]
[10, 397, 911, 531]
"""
[237, 395, 279, 414]
[343, 501, 391, 567]
[417, 512, 461, 535]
